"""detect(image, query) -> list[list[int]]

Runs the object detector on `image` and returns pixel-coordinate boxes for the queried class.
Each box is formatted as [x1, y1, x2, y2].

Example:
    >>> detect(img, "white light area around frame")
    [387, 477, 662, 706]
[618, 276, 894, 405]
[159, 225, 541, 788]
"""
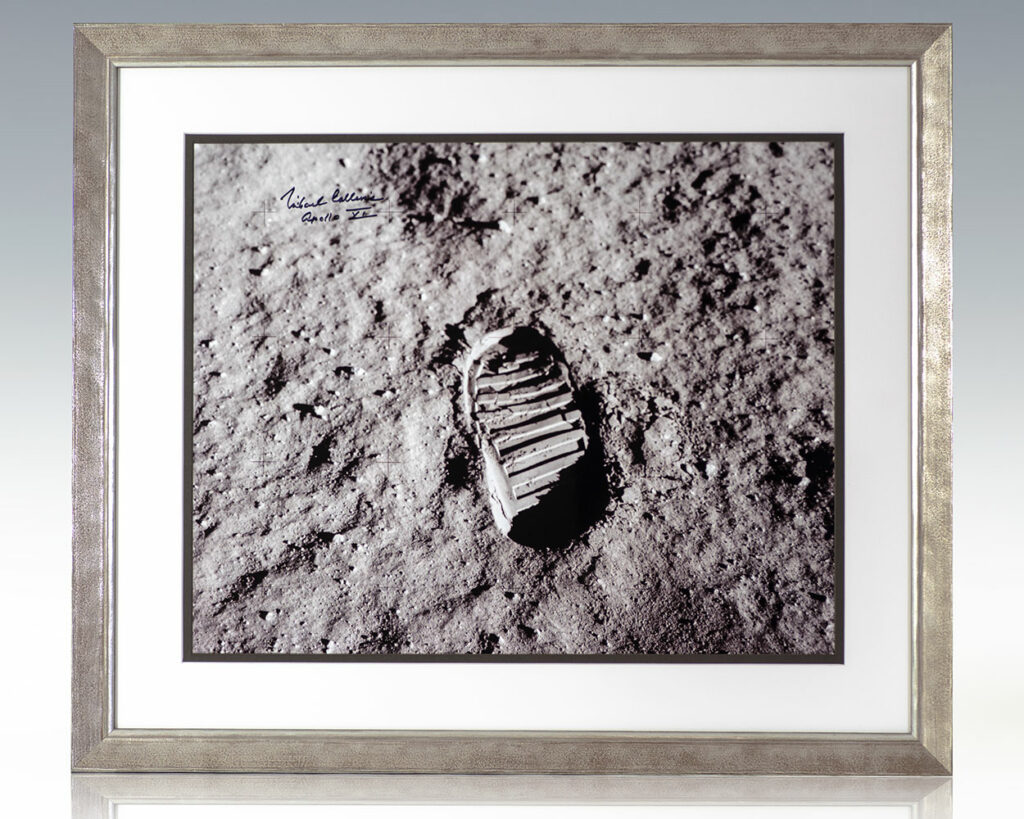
[116, 65, 912, 732]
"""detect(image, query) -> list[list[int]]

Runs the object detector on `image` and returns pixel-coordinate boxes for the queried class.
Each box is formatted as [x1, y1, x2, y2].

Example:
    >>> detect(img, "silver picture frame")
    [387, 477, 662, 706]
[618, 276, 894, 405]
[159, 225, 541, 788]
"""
[72, 23, 952, 774]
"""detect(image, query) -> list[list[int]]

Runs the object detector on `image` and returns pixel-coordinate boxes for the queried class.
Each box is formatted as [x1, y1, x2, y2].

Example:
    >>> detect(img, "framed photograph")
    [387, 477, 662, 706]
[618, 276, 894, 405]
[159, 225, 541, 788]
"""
[72, 23, 952, 774]
[185, 131, 843, 662]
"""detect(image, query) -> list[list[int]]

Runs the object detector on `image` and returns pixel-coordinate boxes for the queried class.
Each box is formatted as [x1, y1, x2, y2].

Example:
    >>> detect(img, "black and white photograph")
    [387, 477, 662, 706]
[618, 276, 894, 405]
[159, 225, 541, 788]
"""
[187, 135, 841, 659]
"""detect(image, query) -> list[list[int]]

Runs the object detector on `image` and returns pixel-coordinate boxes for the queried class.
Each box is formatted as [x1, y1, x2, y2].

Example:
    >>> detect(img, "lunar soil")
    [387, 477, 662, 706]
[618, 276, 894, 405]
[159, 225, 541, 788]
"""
[190, 138, 837, 657]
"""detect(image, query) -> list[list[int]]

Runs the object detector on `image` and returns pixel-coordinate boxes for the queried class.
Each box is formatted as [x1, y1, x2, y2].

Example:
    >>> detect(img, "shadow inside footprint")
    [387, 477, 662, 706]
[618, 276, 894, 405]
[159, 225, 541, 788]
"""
[508, 444, 608, 550]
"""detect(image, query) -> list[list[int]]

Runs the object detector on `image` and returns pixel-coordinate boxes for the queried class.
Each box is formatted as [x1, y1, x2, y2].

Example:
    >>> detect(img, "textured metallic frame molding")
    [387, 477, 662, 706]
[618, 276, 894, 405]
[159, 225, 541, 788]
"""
[70, 774, 953, 816]
[71, 23, 952, 775]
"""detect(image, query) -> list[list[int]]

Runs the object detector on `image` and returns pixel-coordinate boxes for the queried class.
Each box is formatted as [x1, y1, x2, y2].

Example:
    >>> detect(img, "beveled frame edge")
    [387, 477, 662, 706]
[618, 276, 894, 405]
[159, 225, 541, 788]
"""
[70, 773, 953, 814]
[71, 23, 952, 775]
[914, 25, 953, 776]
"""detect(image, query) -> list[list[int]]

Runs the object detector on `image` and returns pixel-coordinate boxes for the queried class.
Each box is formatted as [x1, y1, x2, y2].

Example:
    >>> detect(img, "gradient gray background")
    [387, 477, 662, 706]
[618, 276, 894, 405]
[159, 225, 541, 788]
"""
[0, 0, 1017, 813]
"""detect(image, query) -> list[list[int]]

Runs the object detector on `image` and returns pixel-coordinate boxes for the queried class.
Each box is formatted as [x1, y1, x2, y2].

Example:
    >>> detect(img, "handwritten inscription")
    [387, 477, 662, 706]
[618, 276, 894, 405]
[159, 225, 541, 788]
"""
[280, 187, 385, 224]
[301, 211, 341, 224]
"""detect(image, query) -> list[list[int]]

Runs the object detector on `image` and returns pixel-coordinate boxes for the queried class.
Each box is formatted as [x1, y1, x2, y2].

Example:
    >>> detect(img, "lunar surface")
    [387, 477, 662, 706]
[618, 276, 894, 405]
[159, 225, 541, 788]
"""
[190, 137, 838, 657]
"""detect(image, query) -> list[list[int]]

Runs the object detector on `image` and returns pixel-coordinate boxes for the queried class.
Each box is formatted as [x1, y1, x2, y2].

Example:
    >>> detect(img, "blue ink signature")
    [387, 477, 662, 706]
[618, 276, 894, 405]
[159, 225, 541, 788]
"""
[280, 187, 385, 224]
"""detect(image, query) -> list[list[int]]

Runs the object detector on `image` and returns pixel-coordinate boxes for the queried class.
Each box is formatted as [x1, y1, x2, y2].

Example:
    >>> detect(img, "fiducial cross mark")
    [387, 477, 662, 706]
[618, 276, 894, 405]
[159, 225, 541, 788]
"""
[250, 433, 281, 478]
[758, 327, 779, 350]
[756, 197, 786, 224]
[383, 198, 407, 220]
[251, 199, 277, 226]
[378, 444, 403, 483]
[631, 193, 654, 227]
[369, 322, 400, 354]
[503, 197, 525, 225]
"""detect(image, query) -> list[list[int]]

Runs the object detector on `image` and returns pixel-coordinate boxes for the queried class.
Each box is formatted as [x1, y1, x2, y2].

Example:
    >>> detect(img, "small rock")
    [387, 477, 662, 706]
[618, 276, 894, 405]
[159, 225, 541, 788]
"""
[622, 486, 641, 504]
